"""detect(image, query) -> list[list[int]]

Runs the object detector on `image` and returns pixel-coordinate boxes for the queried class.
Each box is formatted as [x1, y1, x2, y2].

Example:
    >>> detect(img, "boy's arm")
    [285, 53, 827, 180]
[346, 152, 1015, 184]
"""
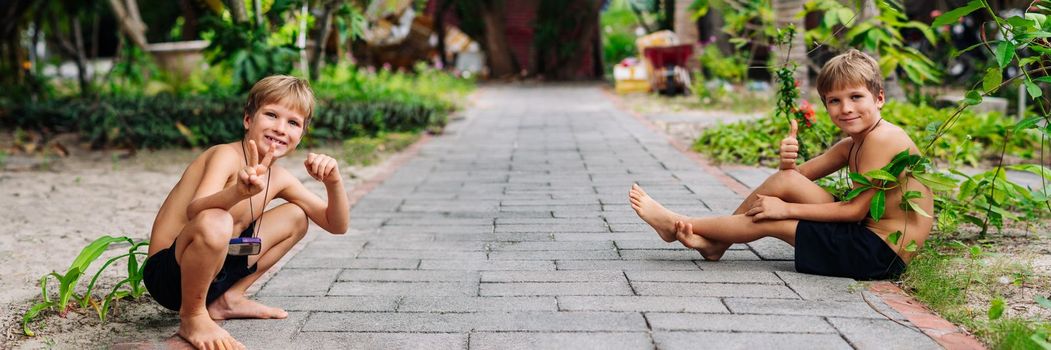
[795, 138, 851, 181]
[185, 147, 246, 220]
[750, 132, 905, 222]
[279, 156, 350, 234]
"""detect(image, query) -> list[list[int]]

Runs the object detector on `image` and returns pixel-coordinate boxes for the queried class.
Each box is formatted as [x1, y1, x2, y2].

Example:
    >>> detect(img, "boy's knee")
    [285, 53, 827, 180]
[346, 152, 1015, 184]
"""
[290, 205, 309, 238]
[192, 209, 234, 249]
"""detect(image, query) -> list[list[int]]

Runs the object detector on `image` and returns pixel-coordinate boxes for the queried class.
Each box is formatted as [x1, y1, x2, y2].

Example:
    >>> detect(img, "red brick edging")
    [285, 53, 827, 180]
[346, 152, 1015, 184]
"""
[870, 282, 986, 349]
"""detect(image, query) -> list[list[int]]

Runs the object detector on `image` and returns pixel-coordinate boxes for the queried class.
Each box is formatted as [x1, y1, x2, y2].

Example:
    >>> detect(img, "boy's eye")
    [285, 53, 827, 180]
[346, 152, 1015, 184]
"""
[266, 112, 277, 118]
[290, 120, 300, 127]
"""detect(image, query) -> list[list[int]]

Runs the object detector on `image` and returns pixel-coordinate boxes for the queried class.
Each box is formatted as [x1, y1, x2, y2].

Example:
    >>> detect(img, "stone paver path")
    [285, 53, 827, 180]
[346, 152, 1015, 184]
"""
[226, 85, 941, 349]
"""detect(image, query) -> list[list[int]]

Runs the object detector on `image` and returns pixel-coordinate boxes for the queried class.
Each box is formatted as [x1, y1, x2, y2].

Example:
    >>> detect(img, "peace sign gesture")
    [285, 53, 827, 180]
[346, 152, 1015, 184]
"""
[237, 139, 275, 198]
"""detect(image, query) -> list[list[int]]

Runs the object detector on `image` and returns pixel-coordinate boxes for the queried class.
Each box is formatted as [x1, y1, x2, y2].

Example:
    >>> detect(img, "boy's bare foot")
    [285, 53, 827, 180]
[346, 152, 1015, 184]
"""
[629, 183, 685, 242]
[178, 312, 245, 350]
[674, 221, 725, 261]
[208, 292, 289, 320]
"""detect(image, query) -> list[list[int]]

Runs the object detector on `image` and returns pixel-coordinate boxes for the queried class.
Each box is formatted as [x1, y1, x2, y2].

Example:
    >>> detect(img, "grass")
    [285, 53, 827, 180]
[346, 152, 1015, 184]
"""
[342, 132, 421, 166]
[900, 239, 1051, 349]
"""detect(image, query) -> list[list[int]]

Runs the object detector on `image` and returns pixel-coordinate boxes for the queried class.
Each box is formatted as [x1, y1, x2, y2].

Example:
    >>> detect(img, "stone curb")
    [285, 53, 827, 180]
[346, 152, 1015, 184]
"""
[869, 282, 987, 350]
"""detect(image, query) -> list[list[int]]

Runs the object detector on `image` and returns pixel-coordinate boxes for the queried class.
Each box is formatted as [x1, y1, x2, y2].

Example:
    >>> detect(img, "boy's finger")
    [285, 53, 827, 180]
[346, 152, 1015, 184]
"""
[788, 119, 798, 138]
[248, 140, 259, 166]
[261, 148, 275, 168]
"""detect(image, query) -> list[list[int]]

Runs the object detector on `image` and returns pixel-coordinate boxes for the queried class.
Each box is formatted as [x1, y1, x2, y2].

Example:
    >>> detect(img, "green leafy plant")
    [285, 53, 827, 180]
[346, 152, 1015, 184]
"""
[22, 236, 148, 336]
[803, 0, 941, 86]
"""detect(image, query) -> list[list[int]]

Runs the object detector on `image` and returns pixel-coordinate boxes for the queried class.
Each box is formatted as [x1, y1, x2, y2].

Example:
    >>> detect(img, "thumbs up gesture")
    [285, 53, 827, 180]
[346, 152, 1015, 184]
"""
[779, 119, 799, 170]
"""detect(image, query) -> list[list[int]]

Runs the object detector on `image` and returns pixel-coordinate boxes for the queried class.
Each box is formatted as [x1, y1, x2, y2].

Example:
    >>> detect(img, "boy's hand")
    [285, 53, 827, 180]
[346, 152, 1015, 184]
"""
[237, 140, 274, 198]
[779, 119, 799, 170]
[745, 195, 790, 221]
[304, 153, 342, 185]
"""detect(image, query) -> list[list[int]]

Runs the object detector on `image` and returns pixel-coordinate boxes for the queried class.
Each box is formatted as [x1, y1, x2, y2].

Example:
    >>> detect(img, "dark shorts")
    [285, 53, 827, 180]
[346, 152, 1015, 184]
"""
[794, 220, 906, 280]
[143, 222, 258, 311]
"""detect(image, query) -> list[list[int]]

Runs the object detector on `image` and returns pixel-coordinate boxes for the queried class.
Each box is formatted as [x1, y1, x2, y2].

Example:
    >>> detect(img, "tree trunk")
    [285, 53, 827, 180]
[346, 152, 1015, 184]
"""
[309, 1, 335, 80]
[479, 0, 517, 78]
[107, 0, 148, 50]
[253, 0, 263, 29]
[225, 0, 248, 23]
[71, 17, 90, 95]
[773, 0, 808, 92]
[435, 0, 451, 69]
[178, 0, 200, 40]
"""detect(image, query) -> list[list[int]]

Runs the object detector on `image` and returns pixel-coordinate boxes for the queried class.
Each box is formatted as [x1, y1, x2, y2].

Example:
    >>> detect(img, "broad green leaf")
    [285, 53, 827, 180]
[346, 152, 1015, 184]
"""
[932, 0, 983, 27]
[844, 186, 868, 201]
[988, 297, 1005, 320]
[963, 90, 983, 106]
[1013, 116, 1044, 134]
[1019, 56, 1040, 67]
[1031, 333, 1051, 348]
[905, 240, 919, 252]
[1036, 295, 1051, 309]
[22, 301, 52, 336]
[837, 8, 855, 26]
[996, 41, 1016, 68]
[983, 67, 1002, 93]
[887, 231, 902, 245]
[1035, 76, 1051, 84]
[871, 190, 886, 221]
[903, 190, 922, 200]
[1025, 79, 1043, 98]
[906, 200, 933, 218]
[1007, 164, 1051, 181]
[849, 173, 873, 186]
[914, 172, 959, 192]
[864, 169, 898, 183]
[1006, 15, 1035, 28]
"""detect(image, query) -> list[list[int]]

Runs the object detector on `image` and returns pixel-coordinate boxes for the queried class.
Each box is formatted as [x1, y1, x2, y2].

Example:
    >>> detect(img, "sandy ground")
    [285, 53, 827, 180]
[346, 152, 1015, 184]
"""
[0, 138, 392, 349]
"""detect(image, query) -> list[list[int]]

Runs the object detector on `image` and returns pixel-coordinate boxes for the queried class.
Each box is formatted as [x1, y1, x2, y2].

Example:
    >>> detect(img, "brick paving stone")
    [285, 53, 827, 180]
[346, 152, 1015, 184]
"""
[826, 317, 942, 349]
[775, 271, 865, 301]
[420, 259, 556, 271]
[488, 241, 614, 251]
[632, 282, 799, 298]
[469, 332, 652, 350]
[480, 270, 625, 282]
[257, 269, 340, 296]
[558, 296, 728, 313]
[652, 332, 851, 350]
[724, 297, 906, 319]
[285, 257, 419, 269]
[646, 313, 836, 333]
[556, 260, 700, 271]
[329, 281, 479, 296]
[480, 281, 634, 296]
[254, 296, 398, 312]
[397, 296, 557, 312]
[624, 271, 782, 284]
[489, 250, 619, 260]
[290, 333, 467, 350]
[339, 269, 479, 282]
[618, 249, 761, 261]
[303, 311, 648, 332]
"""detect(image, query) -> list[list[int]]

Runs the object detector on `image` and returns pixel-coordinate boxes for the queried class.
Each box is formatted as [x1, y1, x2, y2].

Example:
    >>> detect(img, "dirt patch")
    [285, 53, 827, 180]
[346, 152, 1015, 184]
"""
[0, 136, 400, 348]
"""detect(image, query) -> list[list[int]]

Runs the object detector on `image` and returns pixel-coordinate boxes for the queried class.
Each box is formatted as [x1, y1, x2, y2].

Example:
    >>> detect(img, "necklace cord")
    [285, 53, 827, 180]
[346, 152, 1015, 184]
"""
[240, 139, 270, 238]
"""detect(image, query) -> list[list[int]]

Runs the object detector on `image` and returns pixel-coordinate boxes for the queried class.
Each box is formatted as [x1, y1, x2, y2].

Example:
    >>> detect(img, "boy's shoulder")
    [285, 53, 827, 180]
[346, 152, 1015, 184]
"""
[861, 122, 919, 158]
[186, 142, 242, 177]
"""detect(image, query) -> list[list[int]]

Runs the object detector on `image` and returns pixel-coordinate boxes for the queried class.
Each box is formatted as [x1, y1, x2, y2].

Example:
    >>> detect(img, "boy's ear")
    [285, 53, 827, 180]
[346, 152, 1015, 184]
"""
[243, 112, 252, 130]
[875, 89, 886, 109]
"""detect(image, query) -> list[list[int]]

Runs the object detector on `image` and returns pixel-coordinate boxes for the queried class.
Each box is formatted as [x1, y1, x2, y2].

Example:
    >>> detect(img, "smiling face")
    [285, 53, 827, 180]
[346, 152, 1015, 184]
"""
[822, 84, 884, 136]
[243, 103, 307, 158]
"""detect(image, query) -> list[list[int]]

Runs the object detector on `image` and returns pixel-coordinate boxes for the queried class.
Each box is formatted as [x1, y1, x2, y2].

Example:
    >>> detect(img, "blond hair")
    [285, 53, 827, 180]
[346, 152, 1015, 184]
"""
[816, 49, 883, 103]
[244, 75, 315, 123]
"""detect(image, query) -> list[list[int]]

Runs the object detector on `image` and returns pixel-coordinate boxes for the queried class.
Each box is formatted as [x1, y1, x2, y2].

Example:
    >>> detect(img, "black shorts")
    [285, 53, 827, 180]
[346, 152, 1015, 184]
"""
[143, 222, 259, 311]
[794, 220, 906, 280]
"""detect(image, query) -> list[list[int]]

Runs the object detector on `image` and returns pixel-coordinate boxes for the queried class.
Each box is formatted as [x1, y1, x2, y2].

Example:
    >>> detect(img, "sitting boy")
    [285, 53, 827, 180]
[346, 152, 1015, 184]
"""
[144, 75, 349, 349]
[630, 49, 934, 280]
